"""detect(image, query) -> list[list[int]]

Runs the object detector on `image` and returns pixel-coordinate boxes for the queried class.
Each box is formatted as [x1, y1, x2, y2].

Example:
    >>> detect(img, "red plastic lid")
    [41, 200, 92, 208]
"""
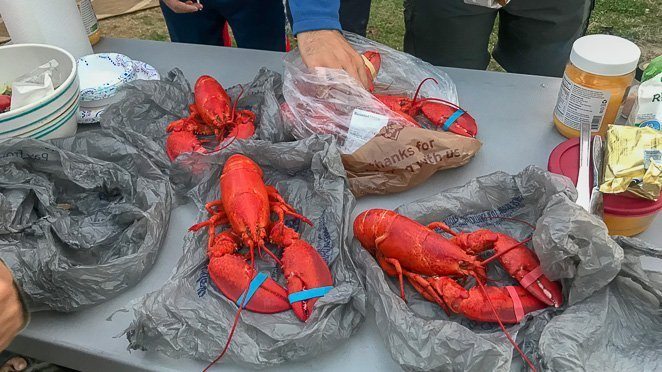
[548, 137, 662, 216]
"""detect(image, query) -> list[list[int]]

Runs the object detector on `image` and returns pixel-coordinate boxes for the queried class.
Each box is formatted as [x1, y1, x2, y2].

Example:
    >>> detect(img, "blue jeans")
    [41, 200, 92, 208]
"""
[160, 0, 286, 52]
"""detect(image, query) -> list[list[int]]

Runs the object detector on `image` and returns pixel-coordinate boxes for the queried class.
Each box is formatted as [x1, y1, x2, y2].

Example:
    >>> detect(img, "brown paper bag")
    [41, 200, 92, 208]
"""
[341, 123, 481, 197]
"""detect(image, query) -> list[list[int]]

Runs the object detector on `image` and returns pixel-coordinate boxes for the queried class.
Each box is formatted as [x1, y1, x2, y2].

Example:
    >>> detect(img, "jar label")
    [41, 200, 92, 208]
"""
[554, 73, 611, 132]
[77, 0, 99, 35]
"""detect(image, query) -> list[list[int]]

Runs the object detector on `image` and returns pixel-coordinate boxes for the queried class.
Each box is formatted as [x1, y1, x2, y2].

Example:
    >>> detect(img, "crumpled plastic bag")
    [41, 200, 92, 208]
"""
[0, 130, 172, 312]
[351, 166, 624, 370]
[101, 67, 290, 185]
[122, 135, 365, 368]
[283, 32, 459, 154]
[538, 236, 662, 371]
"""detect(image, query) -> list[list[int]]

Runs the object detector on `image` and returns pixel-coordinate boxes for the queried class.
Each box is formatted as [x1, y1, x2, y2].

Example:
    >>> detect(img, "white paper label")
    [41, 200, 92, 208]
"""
[628, 72, 662, 130]
[554, 73, 611, 132]
[342, 109, 389, 154]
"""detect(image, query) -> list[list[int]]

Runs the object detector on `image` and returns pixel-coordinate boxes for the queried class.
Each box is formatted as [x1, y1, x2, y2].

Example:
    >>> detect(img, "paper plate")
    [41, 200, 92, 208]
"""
[133, 60, 160, 81]
[78, 53, 136, 102]
[77, 60, 158, 124]
[77, 105, 105, 124]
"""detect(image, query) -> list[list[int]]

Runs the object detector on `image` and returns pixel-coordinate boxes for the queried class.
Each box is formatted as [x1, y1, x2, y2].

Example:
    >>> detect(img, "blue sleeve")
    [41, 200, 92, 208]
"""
[289, 0, 341, 35]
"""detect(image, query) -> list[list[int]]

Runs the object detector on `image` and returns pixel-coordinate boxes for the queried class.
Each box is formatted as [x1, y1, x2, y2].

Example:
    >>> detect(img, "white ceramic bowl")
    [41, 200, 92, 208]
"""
[23, 94, 79, 140]
[0, 44, 79, 137]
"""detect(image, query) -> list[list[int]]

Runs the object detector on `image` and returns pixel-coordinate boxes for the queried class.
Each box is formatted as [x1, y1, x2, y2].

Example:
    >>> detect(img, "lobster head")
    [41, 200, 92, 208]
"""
[194, 75, 233, 125]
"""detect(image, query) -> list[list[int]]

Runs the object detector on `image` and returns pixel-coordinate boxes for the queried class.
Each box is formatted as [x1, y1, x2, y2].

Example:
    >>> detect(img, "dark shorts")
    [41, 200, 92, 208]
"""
[160, 0, 286, 52]
[403, 0, 595, 77]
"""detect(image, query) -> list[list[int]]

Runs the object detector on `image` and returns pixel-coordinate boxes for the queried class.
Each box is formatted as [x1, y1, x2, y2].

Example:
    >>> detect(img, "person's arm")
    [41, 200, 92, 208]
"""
[289, 0, 370, 89]
[0, 261, 26, 351]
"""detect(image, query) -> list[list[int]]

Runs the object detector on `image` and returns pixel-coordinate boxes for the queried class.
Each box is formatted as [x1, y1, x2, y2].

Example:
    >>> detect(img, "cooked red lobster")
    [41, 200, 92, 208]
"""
[190, 154, 333, 369]
[362, 51, 478, 138]
[354, 209, 562, 371]
[165, 76, 256, 161]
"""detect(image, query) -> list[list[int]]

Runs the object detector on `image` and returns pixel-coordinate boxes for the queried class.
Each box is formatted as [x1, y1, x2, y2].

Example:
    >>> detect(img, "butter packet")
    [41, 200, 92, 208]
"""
[600, 125, 661, 200]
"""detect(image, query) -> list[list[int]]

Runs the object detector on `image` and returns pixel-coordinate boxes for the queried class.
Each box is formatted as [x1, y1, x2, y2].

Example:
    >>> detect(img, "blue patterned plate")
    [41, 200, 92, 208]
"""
[133, 60, 160, 81]
[78, 53, 136, 102]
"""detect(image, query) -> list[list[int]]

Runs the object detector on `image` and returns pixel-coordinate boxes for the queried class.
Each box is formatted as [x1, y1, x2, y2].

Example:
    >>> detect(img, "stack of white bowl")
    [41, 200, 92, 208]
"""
[77, 53, 159, 124]
[0, 44, 79, 140]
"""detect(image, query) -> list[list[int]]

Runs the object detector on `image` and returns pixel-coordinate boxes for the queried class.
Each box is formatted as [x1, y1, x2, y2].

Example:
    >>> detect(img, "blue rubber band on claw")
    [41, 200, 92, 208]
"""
[288, 286, 334, 304]
[442, 109, 464, 131]
[236, 272, 269, 308]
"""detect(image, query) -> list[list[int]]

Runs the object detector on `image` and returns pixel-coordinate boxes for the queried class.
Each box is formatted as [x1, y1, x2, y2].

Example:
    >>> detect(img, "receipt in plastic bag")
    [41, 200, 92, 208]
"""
[342, 109, 389, 154]
[11, 59, 60, 111]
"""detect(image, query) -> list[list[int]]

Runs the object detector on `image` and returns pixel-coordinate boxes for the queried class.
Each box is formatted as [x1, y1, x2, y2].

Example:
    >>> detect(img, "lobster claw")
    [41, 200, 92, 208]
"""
[208, 254, 291, 313]
[419, 100, 478, 138]
[271, 223, 334, 322]
[165, 131, 207, 161]
[430, 277, 546, 324]
[362, 50, 381, 92]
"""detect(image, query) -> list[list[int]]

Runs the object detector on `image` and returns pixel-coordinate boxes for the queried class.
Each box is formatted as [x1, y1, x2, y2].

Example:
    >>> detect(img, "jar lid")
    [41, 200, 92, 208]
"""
[548, 137, 662, 216]
[570, 35, 641, 77]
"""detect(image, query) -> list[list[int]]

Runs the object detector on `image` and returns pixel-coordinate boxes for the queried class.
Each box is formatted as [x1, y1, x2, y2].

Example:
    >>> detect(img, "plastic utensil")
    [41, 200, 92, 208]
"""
[576, 121, 591, 210]
[589, 136, 604, 216]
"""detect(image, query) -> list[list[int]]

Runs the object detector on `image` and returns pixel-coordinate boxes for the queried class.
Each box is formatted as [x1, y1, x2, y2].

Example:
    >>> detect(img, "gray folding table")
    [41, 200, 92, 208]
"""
[8, 38, 660, 372]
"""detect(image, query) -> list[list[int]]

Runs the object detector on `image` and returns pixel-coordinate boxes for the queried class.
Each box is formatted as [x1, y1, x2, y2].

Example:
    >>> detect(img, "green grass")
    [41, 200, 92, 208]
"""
[366, 0, 405, 50]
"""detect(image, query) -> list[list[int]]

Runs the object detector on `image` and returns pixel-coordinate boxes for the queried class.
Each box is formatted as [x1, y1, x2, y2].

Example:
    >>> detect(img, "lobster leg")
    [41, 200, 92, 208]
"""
[452, 230, 563, 307]
[266, 185, 313, 226]
[426, 222, 458, 236]
[270, 222, 334, 322]
[375, 253, 406, 301]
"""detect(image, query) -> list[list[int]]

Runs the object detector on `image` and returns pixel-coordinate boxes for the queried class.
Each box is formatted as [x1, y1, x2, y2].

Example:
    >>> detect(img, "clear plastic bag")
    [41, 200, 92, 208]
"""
[283, 32, 459, 154]
[0, 130, 172, 312]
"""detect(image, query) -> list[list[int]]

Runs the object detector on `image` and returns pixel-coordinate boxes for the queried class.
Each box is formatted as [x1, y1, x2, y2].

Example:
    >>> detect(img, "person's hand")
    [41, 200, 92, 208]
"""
[0, 356, 27, 372]
[297, 30, 371, 89]
[161, 0, 203, 13]
[0, 261, 24, 351]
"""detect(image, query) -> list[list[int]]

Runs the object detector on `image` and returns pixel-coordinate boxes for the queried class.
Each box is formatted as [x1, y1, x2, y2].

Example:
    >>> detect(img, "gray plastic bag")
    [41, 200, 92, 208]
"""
[539, 236, 662, 371]
[0, 130, 172, 312]
[123, 135, 364, 367]
[101, 68, 291, 180]
[351, 166, 624, 371]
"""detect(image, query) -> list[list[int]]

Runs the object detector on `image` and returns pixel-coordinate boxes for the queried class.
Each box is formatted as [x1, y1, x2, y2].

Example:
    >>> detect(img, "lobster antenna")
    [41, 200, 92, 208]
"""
[217, 131, 238, 152]
[481, 236, 533, 265]
[413, 96, 461, 110]
[231, 84, 246, 122]
[203, 305, 245, 371]
[259, 240, 284, 267]
[411, 77, 439, 105]
[476, 280, 537, 372]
